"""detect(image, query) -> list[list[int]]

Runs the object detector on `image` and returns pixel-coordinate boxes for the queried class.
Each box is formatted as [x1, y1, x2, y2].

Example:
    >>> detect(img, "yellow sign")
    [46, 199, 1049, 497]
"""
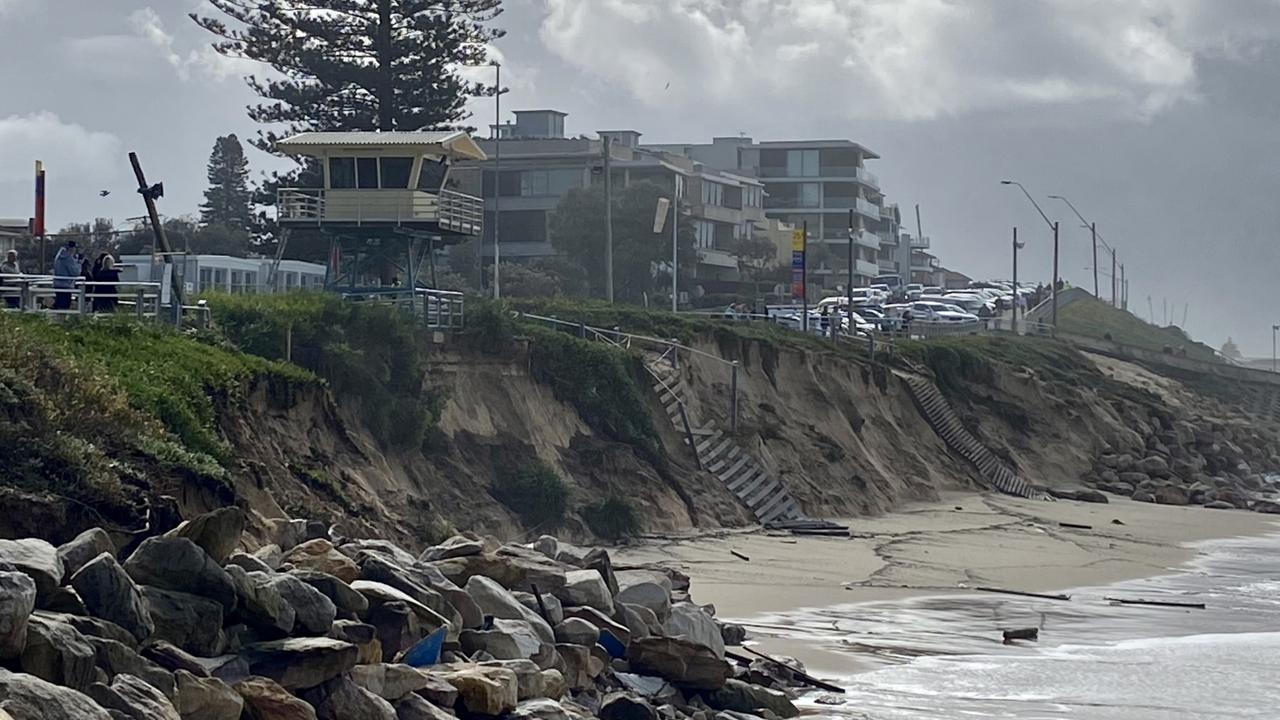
[791, 229, 805, 252]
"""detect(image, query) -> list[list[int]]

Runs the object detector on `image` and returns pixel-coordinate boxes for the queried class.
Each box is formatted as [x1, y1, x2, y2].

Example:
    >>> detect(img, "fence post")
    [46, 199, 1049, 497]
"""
[18, 280, 29, 312]
[135, 289, 145, 319]
[77, 285, 87, 315]
[578, 321, 586, 339]
[869, 331, 876, 359]
[286, 322, 293, 362]
[670, 341, 680, 370]
[730, 361, 739, 434]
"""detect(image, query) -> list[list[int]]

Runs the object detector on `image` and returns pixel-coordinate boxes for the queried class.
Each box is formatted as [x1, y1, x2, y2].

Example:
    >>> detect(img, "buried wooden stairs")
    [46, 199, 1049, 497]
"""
[644, 355, 805, 525]
[901, 373, 1053, 501]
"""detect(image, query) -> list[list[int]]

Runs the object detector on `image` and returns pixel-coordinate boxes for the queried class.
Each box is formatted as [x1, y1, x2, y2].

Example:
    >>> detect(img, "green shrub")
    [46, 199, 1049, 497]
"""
[464, 297, 517, 353]
[582, 496, 640, 541]
[492, 460, 570, 529]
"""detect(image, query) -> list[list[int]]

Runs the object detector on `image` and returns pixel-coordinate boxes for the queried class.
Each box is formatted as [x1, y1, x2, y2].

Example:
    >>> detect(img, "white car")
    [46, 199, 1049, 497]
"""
[905, 283, 924, 300]
[911, 301, 978, 323]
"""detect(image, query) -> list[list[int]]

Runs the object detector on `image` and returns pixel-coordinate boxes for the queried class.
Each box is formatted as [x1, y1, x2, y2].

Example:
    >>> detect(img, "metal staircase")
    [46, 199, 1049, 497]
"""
[901, 373, 1052, 501]
[645, 351, 805, 525]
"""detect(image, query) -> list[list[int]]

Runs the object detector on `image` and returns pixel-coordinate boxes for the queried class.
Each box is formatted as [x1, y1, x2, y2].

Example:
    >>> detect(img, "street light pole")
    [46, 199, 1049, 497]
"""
[1012, 226, 1024, 333]
[603, 135, 614, 303]
[1001, 180, 1059, 329]
[671, 178, 680, 313]
[493, 61, 501, 300]
[1273, 324, 1278, 373]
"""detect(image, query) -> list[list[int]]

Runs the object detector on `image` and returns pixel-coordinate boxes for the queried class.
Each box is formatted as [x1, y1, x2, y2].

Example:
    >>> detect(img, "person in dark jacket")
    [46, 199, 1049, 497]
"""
[92, 255, 121, 312]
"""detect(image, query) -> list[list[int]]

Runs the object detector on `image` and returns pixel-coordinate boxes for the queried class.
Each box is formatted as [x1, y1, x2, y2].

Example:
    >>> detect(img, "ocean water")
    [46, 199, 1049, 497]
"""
[740, 533, 1280, 719]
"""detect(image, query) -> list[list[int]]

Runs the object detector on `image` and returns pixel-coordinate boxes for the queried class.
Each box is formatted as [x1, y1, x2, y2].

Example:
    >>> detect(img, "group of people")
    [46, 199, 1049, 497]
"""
[49, 240, 122, 312]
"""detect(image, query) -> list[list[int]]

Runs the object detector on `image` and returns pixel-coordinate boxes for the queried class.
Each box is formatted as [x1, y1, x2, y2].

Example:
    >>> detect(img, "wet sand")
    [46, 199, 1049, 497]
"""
[620, 492, 1279, 640]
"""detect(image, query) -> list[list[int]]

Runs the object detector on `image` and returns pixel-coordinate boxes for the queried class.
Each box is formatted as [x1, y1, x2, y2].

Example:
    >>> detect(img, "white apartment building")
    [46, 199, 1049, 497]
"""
[121, 255, 326, 295]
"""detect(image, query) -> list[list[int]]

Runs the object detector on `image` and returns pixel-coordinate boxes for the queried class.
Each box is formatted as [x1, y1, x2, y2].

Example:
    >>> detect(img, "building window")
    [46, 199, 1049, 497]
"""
[799, 183, 821, 208]
[380, 157, 414, 189]
[356, 158, 379, 189]
[518, 169, 581, 197]
[786, 150, 819, 178]
[330, 157, 356, 189]
[701, 182, 724, 207]
[198, 268, 212, 289]
[743, 186, 762, 207]
[695, 220, 715, 249]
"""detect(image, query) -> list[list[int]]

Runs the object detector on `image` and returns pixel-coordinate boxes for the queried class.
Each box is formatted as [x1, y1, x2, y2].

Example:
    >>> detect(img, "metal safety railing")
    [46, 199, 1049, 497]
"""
[338, 287, 465, 331]
[0, 273, 211, 329]
[277, 187, 484, 236]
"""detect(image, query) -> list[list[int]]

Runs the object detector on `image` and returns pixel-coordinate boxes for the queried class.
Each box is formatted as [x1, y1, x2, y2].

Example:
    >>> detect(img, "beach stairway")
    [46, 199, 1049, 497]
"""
[644, 355, 806, 525]
[902, 373, 1052, 501]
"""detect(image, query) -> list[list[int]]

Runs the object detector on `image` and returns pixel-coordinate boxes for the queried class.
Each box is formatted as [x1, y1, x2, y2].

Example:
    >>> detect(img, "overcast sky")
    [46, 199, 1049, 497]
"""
[2, 0, 1279, 353]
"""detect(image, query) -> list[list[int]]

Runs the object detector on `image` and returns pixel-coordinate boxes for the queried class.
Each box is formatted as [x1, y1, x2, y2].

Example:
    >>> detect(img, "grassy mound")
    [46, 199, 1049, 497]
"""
[1057, 296, 1218, 363]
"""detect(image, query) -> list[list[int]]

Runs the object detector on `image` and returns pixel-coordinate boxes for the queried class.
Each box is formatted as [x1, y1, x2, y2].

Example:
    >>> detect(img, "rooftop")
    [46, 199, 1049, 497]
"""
[275, 131, 487, 160]
[750, 138, 880, 160]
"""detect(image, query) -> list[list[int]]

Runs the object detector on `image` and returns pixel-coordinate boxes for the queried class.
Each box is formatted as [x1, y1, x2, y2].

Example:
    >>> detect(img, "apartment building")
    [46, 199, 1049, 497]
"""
[651, 137, 886, 290]
[120, 254, 326, 294]
[449, 111, 767, 284]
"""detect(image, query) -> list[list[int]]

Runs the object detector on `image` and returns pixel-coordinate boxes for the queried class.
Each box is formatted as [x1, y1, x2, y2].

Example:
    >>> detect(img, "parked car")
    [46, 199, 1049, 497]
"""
[905, 283, 924, 300]
[911, 301, 978, 323]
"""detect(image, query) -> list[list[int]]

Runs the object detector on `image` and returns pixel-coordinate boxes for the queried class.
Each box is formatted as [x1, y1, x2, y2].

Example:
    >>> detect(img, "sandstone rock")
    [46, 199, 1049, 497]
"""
[464, 576, 553, 642]
[599, 692, 659, 720]
[125, 538, 236, 612]
[357, 557, 460, 630]
[174, 670, 244, 720]
[353, 581, 450, 636]
[1205, 501, 1237, 510]
[719, 622, 746, 646]
[1098, 481, 1135, 496]
[563, 606, 632, 646]
[43, 587, 86, 615]
[19, 613, 97, 691]
[582, 548, 620, 596]
[268, 573, 336, 636]
[225, 567, 295, 638]
[264, 519, 308, 554]
[0, 539, 63, 603]
[86, 636, 175, 698]
[704, 679, 798, 718]
[168, 508, 246, 566]
[555, 570, 615, 615]
[554, 618, 600, 646]
[227, 552, 275, 574]
[70, 554, 154, 643]
[141, 587, 226, 657]
[628, 636, 730, 690]
[393, 693, 457, 720]
[509, 698, 576, 720]
[433, 551, 567, 594]
[541, 668, 567, 699]
[368, 600, 423, 662]
[190, 654, 251, 684]
[1252, 500, 1280, 514]
[616, 604, 654, 643]
[555, 643, 605, 690]
[479, 658, 544, 700]
[252, 545, 285, 571]
[462, 619, 554, 667]
[1117, 472, 1150, 486]
[410, 671, 459, 707]
[1073, 489, 1109, 504]
[614, 572, 671, 620]
[90, 673, 181, 720]
[1153, 484, 1189, 506]
[664, 603, 725, 658]
[347, 663, 429, 701]
[1139, 456, 1171, 477]
[57, 529, 115, 580]
[282, 540, 359, 584]
[0, 668, 112, 720]
[326, 620, 382, 664]
[234, 676, 319, 720]
[141, 641, 209, 677]
[339, 540, 420, 569]
[239, 638, 357, 691]
[437, 665, 519, 716]
[299, 675, 396, 720]
[289, 570, 368, 618]
[0, 571, 36, 660]
[419, 535, 484, 562]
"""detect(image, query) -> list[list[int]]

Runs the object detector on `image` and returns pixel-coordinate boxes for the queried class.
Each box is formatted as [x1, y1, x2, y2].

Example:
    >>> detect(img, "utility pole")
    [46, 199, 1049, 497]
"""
[1111, 247, 1117, 307]
[1273, 324, 1278, 373]
[1012, 227, 1023, 333]
[801, 220, 809, 333]
[33, 161, 46, 274]
[1051, 221, 1060, 329]
[129, 152, 182, 306]
[493, 62, 501, 300]
[602, 135, 614, 303]
[1091, 222, 1098, 298]
[671, 178, 680, 312]
[846, 209, 854, 312]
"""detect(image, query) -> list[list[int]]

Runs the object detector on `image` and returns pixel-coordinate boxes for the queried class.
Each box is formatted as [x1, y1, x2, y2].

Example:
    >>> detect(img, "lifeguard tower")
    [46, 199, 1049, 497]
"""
[273, 131, 486, 303]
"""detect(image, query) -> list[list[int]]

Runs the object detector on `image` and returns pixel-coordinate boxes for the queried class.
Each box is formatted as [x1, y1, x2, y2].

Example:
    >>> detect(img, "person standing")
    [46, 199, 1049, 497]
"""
[92, 255, 121, 312]
[1, 250, 19, 309]
[52, 240, 80, 310]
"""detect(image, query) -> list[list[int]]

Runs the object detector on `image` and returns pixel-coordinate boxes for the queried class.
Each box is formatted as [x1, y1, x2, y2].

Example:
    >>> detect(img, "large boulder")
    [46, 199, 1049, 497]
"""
[432, 550, 567, 594]
[289, 570, 368, 618]
[338, 540, 419, 569]
[0, 571, 36, 660]
[703, 679, 799, 718]
[88, 673, 181, 720]
[411, 671, 459, 707]
[508, 698, 577, 720]
[0, 669, 112, 720]
[268, 574, 336, 636]
[598, 692, 659, 720]
[299, 675, 396, 720]
[1153, 484, 1190, 506]
[515, 591, 564, 626]
[419, 535, 483, 562]
[555, 644, 606, 691]
[460, 619, 554, 667]
[141, 641, 210, 677]
[478, 659, 544, 701]
[227, 552, 274, 575]
[436, 665, 519, 716]
[554, 570, 614, 615]
[356, 558, 461, 630]
[554, 618, 600, 646]
[367, 601, 424, 663]
[1138, 456, 1170, 477]
[141, 587, 226, 657]
[18, 614, 97, 692]
[464, 576, 553, 643]
[353, 580, 451, 634]
[124, 538, 236, 612]
[563, 606, 631, 646]
[282, 540, 359, 584]
[173, 670, 243, 720]
[168, 508, 246, 566]
[347, 663, 429, 701]
[1118, 472, 1150, 485]
[225, 567, 295, 638]
[0, 539, 64, 604]
[327, 620, 382, 664]
[663, 603, 725, 658]
[628, 636, 731, 690]
[86, 636, 175, 697]
[614, 571, 671, 620]
[56, 529, 115, 580]
[393, 693, 458, 720]
[70, 554, 154, 643]
[239, 638, 357, 691]
[233, 676, 319, 720]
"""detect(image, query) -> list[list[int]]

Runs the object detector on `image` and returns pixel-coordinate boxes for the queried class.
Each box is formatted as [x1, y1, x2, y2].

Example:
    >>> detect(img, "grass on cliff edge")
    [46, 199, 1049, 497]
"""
[0, 314, 313, 519]
[1057, 296, 1218, 363]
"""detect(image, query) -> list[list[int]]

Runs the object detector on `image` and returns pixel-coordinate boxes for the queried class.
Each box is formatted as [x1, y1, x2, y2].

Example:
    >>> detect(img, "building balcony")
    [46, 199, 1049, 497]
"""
[855, 197, 880, 220]
[878, 258, 898, 274]
[880, 204, 896, 220]
[697, 248, 739, 269]
[856, 258, 880, 277]
[855, 167, 879, 189]
[911, 256, 940, 272]
[911, 235, 931, 249]
[278, 188, 484, 236]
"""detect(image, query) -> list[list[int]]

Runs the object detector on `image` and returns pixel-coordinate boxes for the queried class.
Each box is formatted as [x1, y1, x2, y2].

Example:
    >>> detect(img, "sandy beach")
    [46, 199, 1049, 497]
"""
[619, 492, 1280, 652]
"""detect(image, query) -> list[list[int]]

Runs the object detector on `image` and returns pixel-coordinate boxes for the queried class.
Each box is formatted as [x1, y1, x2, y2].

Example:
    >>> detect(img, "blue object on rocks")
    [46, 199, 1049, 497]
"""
[402, 625, 448, 667]
[599, 629, 626, 659]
